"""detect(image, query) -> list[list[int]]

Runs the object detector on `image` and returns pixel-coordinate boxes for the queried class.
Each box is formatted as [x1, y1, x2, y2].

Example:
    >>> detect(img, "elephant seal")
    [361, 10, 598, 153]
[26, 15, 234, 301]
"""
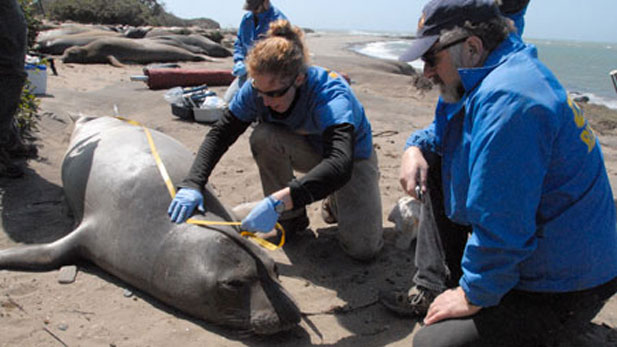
[150, 34, 232, 57]
[0, 116, 301, 335]
[36, 23, 114, 43]
[62, 37, 211, 66]
[35, 30, 123, 55]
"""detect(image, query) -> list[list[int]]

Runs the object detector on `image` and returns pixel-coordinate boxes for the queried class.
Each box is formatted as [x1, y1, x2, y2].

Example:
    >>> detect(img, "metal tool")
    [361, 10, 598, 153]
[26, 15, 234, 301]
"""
[415, 185, 424, 202]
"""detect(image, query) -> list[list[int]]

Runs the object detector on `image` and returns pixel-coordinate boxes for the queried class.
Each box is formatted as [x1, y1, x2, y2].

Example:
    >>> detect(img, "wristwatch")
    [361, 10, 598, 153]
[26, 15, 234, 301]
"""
[270, 197, 286, 214]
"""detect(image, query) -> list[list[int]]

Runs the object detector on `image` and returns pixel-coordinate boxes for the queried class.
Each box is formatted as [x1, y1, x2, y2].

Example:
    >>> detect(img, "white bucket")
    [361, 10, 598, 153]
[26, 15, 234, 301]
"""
[25, 64, 47, 95]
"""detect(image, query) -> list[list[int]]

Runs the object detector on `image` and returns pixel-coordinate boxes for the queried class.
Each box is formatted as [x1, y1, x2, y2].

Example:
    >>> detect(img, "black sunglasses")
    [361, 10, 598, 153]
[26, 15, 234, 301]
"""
[422, 36, 469, 67]
[251, 75, 297, 98]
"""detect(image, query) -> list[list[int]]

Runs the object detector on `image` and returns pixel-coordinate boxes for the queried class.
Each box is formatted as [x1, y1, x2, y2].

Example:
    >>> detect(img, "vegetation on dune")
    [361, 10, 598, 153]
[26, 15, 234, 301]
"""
[37, 0, 219, 28]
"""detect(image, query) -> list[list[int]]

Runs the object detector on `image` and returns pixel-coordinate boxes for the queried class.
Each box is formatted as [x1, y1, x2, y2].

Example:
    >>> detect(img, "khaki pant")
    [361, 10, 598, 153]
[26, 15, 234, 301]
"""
[249, 122, 383, 260]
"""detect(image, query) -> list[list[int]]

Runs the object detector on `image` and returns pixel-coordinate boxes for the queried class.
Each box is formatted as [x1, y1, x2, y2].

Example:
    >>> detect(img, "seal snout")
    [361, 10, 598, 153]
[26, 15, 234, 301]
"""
[249, 282, 301, 335]
[251, 310, 299, 335]
[251, 311, 283, 335]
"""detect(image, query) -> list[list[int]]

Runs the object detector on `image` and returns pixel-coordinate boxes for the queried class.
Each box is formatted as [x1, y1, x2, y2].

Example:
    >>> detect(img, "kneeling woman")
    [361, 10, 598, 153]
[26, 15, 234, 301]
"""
[168, 20, 383, 260]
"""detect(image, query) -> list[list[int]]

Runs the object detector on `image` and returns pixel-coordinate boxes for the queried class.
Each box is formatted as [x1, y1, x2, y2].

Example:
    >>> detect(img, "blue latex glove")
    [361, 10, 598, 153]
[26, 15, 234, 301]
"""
[168, 188, 205, 224]
[241, 196, 280, 233]
[232, 60, 247, 77]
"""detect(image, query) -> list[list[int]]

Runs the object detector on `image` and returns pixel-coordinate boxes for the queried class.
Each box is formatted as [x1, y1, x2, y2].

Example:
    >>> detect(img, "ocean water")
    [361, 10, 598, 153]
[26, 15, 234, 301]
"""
[350, 36, 617, 110]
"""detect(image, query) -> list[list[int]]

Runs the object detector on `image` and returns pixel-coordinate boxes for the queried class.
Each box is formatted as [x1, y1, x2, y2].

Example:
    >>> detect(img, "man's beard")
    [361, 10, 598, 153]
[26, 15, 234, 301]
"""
[434, 43, 466, 103]
[435, 77, 465, 103]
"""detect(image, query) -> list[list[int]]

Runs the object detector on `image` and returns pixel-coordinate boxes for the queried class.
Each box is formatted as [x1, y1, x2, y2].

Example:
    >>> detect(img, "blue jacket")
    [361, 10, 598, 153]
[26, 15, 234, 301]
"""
[407, 34, 617, 307]
[233, 5, 288, 63]
[229, 66, 373, 159]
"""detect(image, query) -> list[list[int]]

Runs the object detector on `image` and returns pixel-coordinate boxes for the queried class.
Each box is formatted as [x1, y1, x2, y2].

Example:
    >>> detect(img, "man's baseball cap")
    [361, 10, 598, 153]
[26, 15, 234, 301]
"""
[399, 0, 501, 62]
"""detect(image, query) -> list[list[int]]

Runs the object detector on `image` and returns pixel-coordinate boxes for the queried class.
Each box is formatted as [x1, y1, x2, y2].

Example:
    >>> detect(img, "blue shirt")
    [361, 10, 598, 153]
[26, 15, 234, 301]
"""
[407, 34, 617, 307]
[233, 6, 288, 63]
[229, 66, 373, 159]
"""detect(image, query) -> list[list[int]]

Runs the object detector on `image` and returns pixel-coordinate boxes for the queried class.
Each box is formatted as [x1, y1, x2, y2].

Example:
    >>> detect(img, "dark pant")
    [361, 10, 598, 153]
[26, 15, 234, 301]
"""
[413, 276, 617, 347]
[0, 0, 28, 149]
[413, 151, 470, 292]
[412, 152, 617, 346]
[0, 74, 26, 148]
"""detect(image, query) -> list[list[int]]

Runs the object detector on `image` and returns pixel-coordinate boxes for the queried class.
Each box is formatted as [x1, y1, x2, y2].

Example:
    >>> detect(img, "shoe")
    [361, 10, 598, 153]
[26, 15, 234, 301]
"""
[321, 196, 338, 224]
[379, 286, 438, 317]
[7, 142, 38, 159]
[0, 154, 24, 178]
[278, 214, 310, 241]
[255, 214, 309, 246]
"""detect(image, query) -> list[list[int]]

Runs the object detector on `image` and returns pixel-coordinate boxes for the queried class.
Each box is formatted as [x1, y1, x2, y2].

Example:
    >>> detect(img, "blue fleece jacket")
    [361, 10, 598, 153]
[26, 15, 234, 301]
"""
[230, 66, 373, 159]
[233, 5, 288, 63]
[407, 34, 617, 307]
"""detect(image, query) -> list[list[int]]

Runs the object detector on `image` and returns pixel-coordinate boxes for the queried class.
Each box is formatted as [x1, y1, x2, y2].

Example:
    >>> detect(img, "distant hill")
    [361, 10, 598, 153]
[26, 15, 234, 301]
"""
[35, 0, 220, 28]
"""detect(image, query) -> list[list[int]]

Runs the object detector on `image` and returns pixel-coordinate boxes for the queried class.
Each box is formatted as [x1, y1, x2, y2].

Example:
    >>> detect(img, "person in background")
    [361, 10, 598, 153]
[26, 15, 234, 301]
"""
[0, 0, 36, 178]
[168, 20, 383, 261]
[499, 0, 529, 35]
[224, 0, 288, 103]
[380, 0, 617, 345]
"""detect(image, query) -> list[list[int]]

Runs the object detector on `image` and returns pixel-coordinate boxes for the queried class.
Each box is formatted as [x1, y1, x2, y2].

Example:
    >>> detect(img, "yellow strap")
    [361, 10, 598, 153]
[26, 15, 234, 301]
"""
[113, 116, 285, 250]
[114, 116, 176, 198]
[187, 219, 285, 251]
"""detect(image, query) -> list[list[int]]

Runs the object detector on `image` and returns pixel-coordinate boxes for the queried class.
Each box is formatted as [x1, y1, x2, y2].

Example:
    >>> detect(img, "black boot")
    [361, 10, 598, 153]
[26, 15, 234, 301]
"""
[0, 148, 24, 178]
[7, 142, 38, 159]
[278, 214, 310, 242]
[6, 132, 38, 159]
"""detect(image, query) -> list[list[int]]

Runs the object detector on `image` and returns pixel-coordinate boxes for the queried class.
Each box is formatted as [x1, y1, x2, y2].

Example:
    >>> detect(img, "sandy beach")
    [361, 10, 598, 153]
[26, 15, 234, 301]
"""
[1, 32, 617, 346]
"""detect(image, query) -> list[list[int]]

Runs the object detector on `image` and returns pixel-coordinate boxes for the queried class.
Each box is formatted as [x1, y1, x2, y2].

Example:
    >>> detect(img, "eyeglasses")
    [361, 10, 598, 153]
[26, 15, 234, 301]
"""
[251, 75, 297, 98]
[422, 36, 469, 68]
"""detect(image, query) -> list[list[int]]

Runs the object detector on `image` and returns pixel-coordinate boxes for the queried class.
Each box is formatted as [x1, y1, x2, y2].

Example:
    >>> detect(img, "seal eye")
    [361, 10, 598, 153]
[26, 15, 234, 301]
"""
[221, 279, 246, 290]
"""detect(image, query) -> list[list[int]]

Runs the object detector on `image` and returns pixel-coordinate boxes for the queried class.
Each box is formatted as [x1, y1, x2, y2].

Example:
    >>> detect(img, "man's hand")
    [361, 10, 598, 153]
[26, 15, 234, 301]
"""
[400, 146, 429, 199]
[424, 287, 482, 325]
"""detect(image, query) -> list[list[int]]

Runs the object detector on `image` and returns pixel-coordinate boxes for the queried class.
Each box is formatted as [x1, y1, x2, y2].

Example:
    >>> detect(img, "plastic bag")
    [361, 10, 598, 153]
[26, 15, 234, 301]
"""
[163, 85, 213, 107]
[200, 96, 225, 109]
[163, 87, 184, 106]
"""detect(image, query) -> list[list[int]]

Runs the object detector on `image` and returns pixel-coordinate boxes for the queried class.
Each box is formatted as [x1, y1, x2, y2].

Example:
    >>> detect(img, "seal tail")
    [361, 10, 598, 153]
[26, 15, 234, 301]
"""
[0, 228, 83, 271]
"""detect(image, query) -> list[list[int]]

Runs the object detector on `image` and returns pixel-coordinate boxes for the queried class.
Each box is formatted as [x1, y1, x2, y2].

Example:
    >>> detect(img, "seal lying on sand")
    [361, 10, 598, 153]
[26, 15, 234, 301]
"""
[150, 34, 232, 57]
[0, 116, 301, 335]
[35, 30, 123, 55]
[36, 23, 115, 43]
[62, 37, 211, 66]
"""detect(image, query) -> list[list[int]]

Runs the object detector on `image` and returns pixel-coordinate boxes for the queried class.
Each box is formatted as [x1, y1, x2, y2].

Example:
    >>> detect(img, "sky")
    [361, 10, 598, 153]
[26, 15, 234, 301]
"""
[163, 0, 617, 43]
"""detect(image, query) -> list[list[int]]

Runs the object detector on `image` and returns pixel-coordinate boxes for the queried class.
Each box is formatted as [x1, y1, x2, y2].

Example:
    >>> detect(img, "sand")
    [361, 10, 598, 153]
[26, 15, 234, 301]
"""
[1, 32, 617, 346]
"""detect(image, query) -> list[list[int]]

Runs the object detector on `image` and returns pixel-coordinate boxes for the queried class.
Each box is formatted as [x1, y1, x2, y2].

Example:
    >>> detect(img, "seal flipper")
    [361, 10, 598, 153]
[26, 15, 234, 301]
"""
[0, 226, 84, 271]
[107, 55, 125, 68]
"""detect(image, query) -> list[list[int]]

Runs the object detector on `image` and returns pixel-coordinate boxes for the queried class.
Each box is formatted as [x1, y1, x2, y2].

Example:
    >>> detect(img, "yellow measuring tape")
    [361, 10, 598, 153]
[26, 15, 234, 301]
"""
[114, 116, 285, 250]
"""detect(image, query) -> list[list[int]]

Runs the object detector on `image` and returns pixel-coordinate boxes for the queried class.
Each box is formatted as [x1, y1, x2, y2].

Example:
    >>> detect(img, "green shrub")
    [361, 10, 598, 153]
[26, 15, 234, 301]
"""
[15, 80, 41, 137]
[48, 0, 160, 26]
[41, 0, 216, 28]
